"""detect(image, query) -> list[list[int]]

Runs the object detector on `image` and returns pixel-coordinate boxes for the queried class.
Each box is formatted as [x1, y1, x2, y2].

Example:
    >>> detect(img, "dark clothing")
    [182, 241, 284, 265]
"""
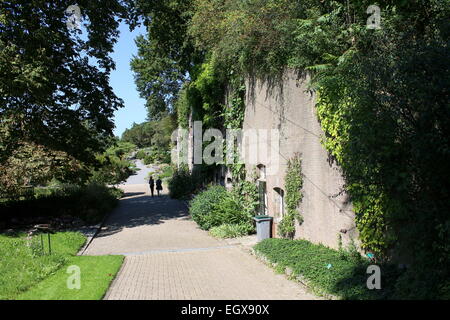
[149, 178, 155, 196]
[156, 179, 163, 190]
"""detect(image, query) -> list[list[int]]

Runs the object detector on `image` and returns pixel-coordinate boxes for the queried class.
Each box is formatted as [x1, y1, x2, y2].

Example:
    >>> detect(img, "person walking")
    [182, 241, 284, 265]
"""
[149, 176, 155, 197]
[156, 177, 163, 196]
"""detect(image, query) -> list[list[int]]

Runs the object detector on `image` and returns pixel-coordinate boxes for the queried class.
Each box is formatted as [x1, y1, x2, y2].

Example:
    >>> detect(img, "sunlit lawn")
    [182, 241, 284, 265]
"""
[0, 232, 123, 300]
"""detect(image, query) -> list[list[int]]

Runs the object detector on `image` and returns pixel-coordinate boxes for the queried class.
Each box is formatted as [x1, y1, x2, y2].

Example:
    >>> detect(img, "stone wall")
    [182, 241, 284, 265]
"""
[242, 71, 357, 249]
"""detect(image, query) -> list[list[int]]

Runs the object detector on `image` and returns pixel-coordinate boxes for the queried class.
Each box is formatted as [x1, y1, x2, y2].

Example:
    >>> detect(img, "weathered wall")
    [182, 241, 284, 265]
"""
[242, 71, 357, 249]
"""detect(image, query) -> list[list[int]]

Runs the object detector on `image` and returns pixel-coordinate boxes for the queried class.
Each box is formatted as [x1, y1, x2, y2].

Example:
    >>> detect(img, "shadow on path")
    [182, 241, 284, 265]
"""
[97, 193, 189, 238]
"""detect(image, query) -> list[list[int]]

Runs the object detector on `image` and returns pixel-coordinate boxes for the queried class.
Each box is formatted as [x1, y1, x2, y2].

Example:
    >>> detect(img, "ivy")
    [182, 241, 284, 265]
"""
[278, 154, 303, 239]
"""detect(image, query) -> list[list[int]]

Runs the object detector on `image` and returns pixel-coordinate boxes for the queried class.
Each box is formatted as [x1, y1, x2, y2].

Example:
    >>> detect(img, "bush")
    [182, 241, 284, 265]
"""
[189, 185, 254, 231]
[209, 223, 255, 239]
[254, 238, 402, 300]
[0, 183, 123, 225]
[189, 185, 227, 229]
[168, 165, 203, 199]
[135, 150, 147, 160]
[151, 165, 175, 182]
[138, 147, 171, 165]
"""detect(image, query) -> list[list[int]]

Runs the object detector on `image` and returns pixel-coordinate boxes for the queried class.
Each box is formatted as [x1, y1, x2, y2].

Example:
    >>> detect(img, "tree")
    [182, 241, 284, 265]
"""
[121, 114, 177, 151]
[0, 0, 135, 167]
[130, 0, 203, 120]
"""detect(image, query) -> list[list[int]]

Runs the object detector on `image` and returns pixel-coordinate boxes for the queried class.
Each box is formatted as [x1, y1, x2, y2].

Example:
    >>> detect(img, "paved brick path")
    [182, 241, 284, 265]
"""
[84, 183, 319, 300]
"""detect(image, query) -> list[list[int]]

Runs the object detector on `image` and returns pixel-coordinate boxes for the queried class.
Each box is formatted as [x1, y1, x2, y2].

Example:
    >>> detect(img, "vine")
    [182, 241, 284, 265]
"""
[278, 154, 304, 239]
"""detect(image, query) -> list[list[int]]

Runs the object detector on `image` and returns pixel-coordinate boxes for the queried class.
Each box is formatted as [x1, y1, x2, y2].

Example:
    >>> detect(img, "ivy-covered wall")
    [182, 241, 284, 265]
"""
[241, 71, 357, 250]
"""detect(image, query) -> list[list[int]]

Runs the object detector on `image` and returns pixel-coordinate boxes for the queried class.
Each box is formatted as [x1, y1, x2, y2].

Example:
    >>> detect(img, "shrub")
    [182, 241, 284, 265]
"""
[168, 165, 204, 199]
[135, 150, 147, 160]
[209, 223, 255, 239]
[189, 185, 227, 229]
[189, 185, 254, 230]
[254, 238, 402, 300]
[0, 183, 123, 225]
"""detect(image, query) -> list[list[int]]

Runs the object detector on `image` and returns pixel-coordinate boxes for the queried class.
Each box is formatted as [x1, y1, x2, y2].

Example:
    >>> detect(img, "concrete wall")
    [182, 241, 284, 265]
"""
[242, 71, 357, 249]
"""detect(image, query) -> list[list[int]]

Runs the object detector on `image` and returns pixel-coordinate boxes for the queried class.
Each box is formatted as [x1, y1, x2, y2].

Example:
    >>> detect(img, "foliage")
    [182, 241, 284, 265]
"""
[0, 141, 87, 199]
[143, 147, 171, 165]
[168, 165, 204, 199]
[278, 154, 304, 239]
[230, 180, 259, 218]
[135, 149, 147, 160]
[150, 164, 175, 182]
[122, 115, 176, 167]
[129, 0, 448, 298]
[0, 183, 123, 224]
[17, 255, 123, 300]
[254, 238, 401, 300]
[184, 54, 226, 128]
[105, 141, 136, 159]
[90, 150, 135, 186]
[189, 185, 227, 229]
[122, 114, 177, 149]
[209, 223, 255, 239]
[186, 0, 450, 298]
[189, 184, 254, 231]
[130, 0, 202, 119]
[174, 86, 190, 129]
[0, 231, 86, 300]
[312, 1, 450, 298]
[189, 0, 300, 80]
[0, 0, 135, 167]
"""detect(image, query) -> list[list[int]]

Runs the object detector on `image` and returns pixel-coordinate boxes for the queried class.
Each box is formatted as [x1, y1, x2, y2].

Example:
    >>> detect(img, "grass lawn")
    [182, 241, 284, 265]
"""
[254, 238, 402, 300]
[0, 231, 123, 300]
[17, 255, 123, 300]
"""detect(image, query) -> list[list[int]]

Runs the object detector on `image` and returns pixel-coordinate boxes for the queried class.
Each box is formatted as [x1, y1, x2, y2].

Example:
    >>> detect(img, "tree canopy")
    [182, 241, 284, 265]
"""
[130, 0, 203, 120]
[0, 0, 136, 167]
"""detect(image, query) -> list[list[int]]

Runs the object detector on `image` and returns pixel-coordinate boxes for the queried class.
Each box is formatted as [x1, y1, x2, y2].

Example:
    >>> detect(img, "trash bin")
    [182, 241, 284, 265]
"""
[253, 215, 273, 242]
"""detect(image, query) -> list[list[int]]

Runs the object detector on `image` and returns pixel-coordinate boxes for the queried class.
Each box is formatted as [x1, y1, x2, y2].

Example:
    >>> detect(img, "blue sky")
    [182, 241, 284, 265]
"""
[109, 22, 147, 138]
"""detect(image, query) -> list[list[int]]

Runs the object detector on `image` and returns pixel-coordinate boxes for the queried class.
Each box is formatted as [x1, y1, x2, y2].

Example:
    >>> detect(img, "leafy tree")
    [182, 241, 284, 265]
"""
[0, 0, 134, 168]
[121, 122, 155, 148]
[130, 0, 203, 120]
[121, 114, 176, 150]
[0, 141, 86, 199]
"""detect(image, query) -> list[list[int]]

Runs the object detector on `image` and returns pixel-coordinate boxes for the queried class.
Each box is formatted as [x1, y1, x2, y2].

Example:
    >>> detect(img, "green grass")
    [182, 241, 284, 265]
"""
[17, 255, 123, 300]
[0, 232, 123, 300]
[254, 238, 402, 300]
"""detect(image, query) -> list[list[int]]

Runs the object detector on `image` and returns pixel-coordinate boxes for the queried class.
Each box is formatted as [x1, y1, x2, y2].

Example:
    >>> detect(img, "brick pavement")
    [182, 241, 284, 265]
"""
[84, 184, 320, 300]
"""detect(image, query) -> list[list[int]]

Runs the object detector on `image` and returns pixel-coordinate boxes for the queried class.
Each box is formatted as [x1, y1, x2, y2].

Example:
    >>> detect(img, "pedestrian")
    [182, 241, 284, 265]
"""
[149, 176, 155, 197]
[156, 177, 163, 196]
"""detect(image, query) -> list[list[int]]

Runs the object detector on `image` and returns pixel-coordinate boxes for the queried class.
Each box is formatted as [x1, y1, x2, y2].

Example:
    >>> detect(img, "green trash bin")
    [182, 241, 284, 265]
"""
[253, 215, 273, 242]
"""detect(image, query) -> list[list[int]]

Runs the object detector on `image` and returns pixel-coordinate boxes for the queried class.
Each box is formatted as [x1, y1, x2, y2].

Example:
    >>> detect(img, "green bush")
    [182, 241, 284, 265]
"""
[0, 183, 123, 224]
[168, 165, 203, 199]
[142, 148, 171, 165]
[189, 185, 254, 231]
[254, 238, 402, 300]
[209, 223, 255, 239]
[151, 165, 175, 182]
[189, 185, 227, 229]
[135, 150, 147, 160]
